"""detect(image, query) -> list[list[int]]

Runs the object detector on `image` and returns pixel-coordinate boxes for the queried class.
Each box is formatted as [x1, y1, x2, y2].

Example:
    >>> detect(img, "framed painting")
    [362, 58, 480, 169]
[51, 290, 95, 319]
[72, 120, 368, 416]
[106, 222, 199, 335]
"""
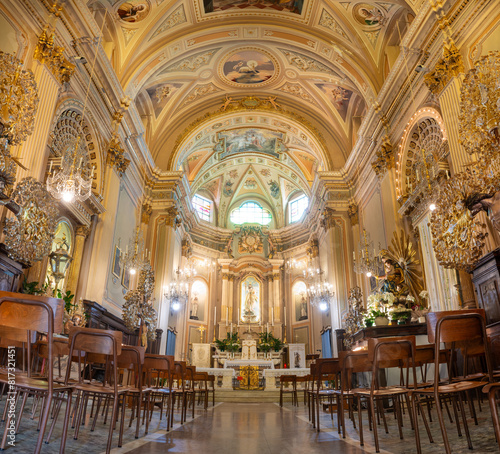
[122, 266, 131, 289]
[112, 245, 122, 279]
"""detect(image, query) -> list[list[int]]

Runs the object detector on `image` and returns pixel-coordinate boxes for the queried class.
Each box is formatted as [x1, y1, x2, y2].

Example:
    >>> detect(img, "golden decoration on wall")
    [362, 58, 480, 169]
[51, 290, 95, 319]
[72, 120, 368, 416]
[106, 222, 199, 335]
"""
[347, 203, 359, 226]
[424, 43, 464, 95]
[3, 177, 58, 266]
[371, 137, 394, 177]
[0, 52, 39, 146]
[123, 263, 158, 345]
[458, 51, 500, 157]
[429, 160, 500, 271]
[106, 134, 130, 176]
[33, 27, 75, 84]
[381, 229, 423, 300]
[238, 226, 263, 254]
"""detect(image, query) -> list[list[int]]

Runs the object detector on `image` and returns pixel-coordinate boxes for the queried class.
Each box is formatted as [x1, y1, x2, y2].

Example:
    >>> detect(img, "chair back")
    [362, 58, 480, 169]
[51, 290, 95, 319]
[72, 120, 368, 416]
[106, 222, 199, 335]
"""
[66, 326, 123, 387]
[427, 309, 493, 383]
[339, 350, 371, 391]
[117, 345, 145, 388]
[368, 336, 417, 390]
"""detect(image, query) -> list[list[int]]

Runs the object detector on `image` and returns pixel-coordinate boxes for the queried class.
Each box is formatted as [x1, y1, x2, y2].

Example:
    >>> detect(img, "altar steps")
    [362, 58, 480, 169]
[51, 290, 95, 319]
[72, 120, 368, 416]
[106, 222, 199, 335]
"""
[214, 389, 305, 404]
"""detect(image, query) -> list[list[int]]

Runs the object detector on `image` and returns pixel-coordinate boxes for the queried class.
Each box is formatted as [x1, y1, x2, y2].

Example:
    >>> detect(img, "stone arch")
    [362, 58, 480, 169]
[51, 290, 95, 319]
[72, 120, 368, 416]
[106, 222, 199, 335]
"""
[395, 107, 449, 200]
[49, 100, 105, 198]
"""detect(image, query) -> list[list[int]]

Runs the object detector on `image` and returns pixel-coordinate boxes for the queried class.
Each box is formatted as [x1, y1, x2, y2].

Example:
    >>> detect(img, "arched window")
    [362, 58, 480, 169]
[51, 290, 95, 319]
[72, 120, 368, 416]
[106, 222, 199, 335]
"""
[289, 194, 308, 223]
[192, 194, 212, 222]
[230, 201, 272, 225]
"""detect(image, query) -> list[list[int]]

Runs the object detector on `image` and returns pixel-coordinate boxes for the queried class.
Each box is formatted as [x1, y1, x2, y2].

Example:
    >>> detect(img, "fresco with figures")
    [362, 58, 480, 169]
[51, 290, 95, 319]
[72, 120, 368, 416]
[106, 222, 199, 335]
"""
[222, 50, 276, 85]
[216, 128, 285, 159]
[203, 0, 304, 14]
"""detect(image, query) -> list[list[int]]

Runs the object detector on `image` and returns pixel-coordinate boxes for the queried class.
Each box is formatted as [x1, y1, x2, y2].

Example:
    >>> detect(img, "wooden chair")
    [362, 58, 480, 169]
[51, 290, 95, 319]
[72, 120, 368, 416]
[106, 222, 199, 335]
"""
[279, 375, 297, 407]
[143, 354, 175, 431]
[0, 293, 73, 454]
[312, 358, 340, 432]
[207, 374, 216, 406]
[65, 326, 128, 454]
[413, 309, 494, 454]
[334, 350, 371, 439]
[116, 345, 148, 441]
[354, 336, 420, 453]
[483, 382, 500, 451]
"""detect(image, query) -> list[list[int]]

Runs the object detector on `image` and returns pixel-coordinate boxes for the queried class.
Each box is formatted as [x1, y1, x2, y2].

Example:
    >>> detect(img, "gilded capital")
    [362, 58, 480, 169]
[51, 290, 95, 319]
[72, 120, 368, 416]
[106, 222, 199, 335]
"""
[75, 225, 91, 238]
[165, 206, 180, 228]
[106, 135, 130, 177]
[347, 203, 359, 226]
[141, 203, 153, 225]
[424, 43, 464, 95]
[371, 139, 394, 177]
[321, 207, 337, 231]
[33, 28, 75, 84]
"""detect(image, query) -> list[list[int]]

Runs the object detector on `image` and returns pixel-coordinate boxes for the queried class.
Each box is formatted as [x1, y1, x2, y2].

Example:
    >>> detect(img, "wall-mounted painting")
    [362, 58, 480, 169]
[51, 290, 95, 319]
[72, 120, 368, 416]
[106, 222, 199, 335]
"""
[112, 245, 122, 279]
[204, 0, 304, 15]
[117, 1, 150, 23]
[217, 128, 285, 159]
[222, 50, 277, 86]
[353, 4, 386, 26]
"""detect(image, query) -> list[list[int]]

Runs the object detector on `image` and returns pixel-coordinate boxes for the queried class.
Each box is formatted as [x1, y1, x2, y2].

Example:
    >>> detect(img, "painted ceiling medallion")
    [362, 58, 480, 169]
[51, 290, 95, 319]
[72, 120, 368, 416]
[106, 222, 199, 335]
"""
[353, 4, 386, 27]
[220, 48, 279, 88]
[117, 1, 150, 23]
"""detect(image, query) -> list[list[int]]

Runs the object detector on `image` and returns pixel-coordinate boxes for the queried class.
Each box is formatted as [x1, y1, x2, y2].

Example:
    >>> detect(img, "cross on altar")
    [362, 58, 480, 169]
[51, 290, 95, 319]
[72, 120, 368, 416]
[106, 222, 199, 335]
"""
[197, 325, 205, 343]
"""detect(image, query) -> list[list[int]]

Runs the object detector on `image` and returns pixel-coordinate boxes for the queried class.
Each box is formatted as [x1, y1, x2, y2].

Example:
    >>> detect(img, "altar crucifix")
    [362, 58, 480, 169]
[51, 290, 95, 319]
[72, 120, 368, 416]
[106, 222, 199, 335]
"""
[197, 325, 206, 343]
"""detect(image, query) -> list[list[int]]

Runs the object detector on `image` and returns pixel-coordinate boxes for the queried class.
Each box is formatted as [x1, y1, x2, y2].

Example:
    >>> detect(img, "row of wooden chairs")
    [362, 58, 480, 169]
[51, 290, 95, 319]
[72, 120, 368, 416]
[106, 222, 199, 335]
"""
[299, 308, 499, 454]
[0, 292, 215, 453]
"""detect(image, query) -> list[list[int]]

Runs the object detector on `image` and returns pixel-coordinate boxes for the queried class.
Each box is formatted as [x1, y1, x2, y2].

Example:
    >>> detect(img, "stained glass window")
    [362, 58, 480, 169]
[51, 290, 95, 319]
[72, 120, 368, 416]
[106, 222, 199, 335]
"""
[192, 194, 212, 221]
[289, 194, 308, 223]
[230, 201, 272, 225]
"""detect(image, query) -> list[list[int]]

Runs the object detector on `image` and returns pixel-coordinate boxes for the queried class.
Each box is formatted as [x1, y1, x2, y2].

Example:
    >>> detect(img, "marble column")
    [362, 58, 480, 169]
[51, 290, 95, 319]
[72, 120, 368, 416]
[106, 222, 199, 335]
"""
[15, 62, 60, 182]
[65, 225, 90, 296]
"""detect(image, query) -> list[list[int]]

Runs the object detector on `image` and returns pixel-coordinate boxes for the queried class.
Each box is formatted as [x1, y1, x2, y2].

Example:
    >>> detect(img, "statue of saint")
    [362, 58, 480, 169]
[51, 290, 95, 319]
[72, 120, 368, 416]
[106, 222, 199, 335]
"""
[299, 294, 307, 320]
[244, 283, 257, 316]
[378, 253, 410, 302]
[190, 295, 199, 320]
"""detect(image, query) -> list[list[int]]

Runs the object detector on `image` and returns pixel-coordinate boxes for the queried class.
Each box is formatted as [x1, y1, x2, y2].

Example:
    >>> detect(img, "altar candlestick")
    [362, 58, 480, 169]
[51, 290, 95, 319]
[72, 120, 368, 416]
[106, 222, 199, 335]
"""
[226, 307, 228, 325]
[353, 250, 355, 260]
[238, 308, 240, 325]
[271, 307, 274, 326]
[266, 323, 269, 334]
[284, 310, 286, 326]
[230, 323, 233, 335]
[214, 307, 216, 326]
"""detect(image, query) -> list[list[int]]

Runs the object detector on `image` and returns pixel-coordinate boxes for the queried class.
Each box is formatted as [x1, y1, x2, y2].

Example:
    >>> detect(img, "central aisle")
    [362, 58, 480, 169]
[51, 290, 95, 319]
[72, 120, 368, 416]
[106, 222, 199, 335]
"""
[125, 403, 363, 454]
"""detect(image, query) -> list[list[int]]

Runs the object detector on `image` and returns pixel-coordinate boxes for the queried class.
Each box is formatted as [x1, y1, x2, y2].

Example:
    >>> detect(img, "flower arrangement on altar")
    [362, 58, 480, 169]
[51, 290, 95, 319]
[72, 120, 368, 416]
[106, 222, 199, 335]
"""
[365, 292, 395, 321]
[214, 332, 240, 352]
[258, 332, 283, 352]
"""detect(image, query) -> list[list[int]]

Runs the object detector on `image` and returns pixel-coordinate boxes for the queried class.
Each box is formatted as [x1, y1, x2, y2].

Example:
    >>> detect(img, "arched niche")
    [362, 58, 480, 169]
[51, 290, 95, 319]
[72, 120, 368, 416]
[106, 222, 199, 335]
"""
[395, 108, 449, 201]
[48, 101, 105, 198]
[292, 280, 307, 323]
[45, 218, 74, 291]
[190, 278, 208, 322]
[240, 274, 262, 323]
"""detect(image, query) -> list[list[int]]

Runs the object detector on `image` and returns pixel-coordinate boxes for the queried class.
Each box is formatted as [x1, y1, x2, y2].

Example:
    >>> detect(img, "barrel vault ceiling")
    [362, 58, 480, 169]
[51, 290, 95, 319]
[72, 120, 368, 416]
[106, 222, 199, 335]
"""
[88, 0, 414, 224]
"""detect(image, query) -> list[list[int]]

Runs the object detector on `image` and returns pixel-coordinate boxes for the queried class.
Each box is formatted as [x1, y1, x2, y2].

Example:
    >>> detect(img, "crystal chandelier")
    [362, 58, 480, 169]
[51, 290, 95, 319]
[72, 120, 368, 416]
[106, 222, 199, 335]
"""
[164, 269, 190, 311]
[46, 137, 93, 203]
[353, 229, 381, 278]
[122, 226, 149, 276]
[306, 278, 334, 312]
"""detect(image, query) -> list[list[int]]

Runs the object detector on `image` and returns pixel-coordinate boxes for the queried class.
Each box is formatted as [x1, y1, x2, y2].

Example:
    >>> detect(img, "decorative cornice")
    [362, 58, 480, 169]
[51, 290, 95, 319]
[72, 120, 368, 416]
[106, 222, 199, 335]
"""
[371, 138, 394, 177]
[347, 203, 359, 226]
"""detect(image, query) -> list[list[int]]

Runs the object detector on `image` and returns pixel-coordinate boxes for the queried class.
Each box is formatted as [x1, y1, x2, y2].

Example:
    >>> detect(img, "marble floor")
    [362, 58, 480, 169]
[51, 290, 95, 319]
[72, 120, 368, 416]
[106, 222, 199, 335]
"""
[2, 395, 499, 453]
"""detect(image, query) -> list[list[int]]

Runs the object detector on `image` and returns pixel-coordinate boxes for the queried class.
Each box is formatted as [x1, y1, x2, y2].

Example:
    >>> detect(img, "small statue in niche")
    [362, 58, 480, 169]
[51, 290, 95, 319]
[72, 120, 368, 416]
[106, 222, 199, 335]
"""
[190, 294, 199, 320]
[294, 352, 301, 368]
[299, 293, 308, 320]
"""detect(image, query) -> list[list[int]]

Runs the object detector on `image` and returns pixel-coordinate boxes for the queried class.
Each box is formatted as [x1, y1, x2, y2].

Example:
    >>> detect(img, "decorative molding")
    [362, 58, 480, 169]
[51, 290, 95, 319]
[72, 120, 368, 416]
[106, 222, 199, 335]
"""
[141, 202, 153, 225]
[321, 207, 337, 231]
[278, 49, 337, 75]
[347, 203, 359, 226]
[318, 9, 349, 41]
[161, 48, 221, 73]
[371, 138, 394, 177]
[150, 4, 187, 41]
[183, 83, 222, 106]
[277, 82, 318, 106]
[106, 135, 130, 177]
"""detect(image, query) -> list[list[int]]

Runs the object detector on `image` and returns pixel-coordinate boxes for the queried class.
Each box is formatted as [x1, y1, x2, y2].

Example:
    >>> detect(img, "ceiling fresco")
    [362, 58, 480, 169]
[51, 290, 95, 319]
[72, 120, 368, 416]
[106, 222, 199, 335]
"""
[91, 0, 414, 220]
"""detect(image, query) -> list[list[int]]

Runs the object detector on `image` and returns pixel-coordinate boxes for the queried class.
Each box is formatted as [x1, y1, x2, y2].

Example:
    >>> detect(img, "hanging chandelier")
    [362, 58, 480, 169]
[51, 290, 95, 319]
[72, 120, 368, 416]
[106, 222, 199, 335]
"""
[353, 229, 381, 278]
[46, 137, 93, 203]
[306, 279, 334, 312]
[164, 268, 190, 311]
[122, 226, 148, 276]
